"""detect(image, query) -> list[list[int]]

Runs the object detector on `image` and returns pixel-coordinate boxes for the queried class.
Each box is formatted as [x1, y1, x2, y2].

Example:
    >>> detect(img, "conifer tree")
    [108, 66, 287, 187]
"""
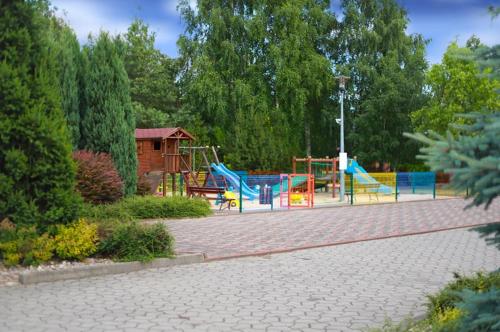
[47, 16, 82, 148]
[0, 0, 81, 228]
[80, 32, 137, 196]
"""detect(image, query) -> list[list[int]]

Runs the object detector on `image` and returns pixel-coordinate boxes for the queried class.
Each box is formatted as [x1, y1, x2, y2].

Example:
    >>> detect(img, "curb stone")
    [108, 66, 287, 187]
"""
[18, 253, 205, 285]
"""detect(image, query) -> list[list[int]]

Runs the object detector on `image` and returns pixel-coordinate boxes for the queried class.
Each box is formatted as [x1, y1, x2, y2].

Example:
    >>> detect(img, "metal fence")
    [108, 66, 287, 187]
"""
[177, 171, 466, 211]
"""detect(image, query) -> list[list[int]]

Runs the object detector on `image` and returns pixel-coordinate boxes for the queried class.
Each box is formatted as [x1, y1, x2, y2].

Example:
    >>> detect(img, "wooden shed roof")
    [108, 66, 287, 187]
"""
[135, 127, 194, 140]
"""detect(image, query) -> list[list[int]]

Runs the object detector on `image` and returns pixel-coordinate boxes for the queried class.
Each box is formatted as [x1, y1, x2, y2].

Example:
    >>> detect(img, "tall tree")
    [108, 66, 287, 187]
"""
[80, 32, 137, 196]
[411, 42, 499, 134]
[334, 0, 428, 168]
[46, 15, 82, 148]
[178, 0, 335, 169]
[0, 0, 81, 228]
[122, 19, 182, 128]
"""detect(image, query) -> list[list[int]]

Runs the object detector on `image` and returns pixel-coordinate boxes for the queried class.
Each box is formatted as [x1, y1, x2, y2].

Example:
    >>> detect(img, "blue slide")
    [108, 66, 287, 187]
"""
[346, 160, 393, 194]
[211, 163, 260, 200]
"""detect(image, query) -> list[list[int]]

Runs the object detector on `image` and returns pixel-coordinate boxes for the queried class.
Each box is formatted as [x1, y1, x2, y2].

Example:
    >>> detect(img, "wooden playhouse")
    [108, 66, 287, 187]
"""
[135, 127, 194, 195]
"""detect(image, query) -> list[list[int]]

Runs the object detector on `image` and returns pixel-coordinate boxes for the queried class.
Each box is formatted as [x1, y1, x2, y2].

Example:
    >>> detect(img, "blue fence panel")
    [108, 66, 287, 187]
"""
[397, 172, 435, 195]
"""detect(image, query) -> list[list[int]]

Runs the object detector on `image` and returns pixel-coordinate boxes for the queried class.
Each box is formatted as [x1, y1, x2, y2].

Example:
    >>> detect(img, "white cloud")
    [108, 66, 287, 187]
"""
[148, 20, 181, 44]
[52, 0, 131, 43]
[406, 6, 500, 64]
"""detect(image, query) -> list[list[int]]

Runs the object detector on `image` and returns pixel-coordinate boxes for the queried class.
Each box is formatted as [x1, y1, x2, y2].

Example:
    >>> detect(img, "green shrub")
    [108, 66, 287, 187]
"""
[80, 202, 133, 222]
[0, 225, 54, 267]
[54, 219, 98, 260]
[427, 271, 500, 318]
[80, 195, 212, 221]
[120, 196, 212, 219]
[98, 221, 174, 262]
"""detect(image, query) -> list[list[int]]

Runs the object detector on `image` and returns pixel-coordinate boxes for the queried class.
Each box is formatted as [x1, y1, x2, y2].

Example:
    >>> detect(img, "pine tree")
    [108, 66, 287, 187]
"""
[0, 0, 81, 228]
[80, 32, 137, 196]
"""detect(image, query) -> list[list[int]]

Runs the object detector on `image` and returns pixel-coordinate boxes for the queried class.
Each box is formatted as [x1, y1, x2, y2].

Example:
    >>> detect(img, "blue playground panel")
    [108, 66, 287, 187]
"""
[397, 172, 435, 195]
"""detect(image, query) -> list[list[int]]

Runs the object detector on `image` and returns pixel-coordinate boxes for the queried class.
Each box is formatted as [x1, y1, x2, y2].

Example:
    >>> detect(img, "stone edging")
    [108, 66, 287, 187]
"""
[18, 253, 205, 285]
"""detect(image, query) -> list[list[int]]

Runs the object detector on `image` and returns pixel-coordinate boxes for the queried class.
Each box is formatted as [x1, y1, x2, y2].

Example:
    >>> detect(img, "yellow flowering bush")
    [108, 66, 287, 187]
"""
[0, 226, 54, 266]
[435, 307, 462, 330]
[54, 219, 98, 260]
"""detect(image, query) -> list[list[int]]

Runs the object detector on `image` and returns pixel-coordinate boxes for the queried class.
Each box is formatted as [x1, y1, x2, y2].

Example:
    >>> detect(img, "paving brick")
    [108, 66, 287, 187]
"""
[0, 219, 499, 331]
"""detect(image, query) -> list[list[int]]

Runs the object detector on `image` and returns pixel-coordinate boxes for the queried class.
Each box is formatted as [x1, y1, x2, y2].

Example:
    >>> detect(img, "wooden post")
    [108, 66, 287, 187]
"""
[292, 157, 296, 173]
[171, 173, 176, 196]
[307, 156, 312, 175]
[162, 172, 167, 197]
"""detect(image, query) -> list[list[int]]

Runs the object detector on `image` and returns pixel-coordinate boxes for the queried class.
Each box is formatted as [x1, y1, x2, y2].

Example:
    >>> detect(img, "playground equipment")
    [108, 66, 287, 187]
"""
[179, 146, 227, 200]
[346, 160, 393, 194]
[279, 174, 315, 208]
[211, 163, 260, 200]
[292, 157, 337, 197]
[135, 127, 194, 196]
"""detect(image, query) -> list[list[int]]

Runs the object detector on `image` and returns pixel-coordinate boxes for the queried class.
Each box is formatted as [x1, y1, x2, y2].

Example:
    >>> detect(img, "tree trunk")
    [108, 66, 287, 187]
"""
[305, 118, 311, 156]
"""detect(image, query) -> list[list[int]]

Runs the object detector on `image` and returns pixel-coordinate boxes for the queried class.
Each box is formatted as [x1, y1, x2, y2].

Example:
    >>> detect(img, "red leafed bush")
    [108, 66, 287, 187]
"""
[73, 151, 124, 204]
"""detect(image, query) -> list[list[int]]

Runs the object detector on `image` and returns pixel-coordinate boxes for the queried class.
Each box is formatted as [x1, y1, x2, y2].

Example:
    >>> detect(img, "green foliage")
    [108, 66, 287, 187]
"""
[46, 15, 82, 148]
[406, 112, 499, 209]
[0, 0, 81, 229]
[98, 221, 174, 262]
[122, 19, 182, 128]
[336, 0, 428, 167]
[119, 196, 212, 219]
[54, 219, 98, 260]
[0, 224, 54, 267]
[178, 0, 336, 169]
[454, 288, 500, 331]
[474, 223, 500, 251]
[73, 150, 124, 204]
[80, 32, 138, 196]
[81, 196, 212, 221]
[427, 272, 500, 316]
[411, 43, 499, 134]
[81, 202, 133, 222]
[133, 102, 171, 128]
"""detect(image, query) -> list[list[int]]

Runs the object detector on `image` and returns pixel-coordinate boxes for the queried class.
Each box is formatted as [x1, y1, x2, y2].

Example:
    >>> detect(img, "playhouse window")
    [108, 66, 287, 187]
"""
[153, 140, 161, 151]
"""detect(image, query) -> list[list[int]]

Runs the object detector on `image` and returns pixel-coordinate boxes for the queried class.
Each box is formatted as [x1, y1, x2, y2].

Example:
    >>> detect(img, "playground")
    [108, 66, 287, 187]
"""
[135, 128, 464, 213]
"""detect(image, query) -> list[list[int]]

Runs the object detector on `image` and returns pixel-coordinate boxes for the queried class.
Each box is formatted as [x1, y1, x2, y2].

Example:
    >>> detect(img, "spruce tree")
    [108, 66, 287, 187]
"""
[407, 113, 500, 331]
[80, 32, 137, 196]
[0, 0, 81, 228]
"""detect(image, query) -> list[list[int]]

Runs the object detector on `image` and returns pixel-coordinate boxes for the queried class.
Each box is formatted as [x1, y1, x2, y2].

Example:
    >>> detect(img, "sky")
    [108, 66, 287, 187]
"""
[51, 0, 500, 64]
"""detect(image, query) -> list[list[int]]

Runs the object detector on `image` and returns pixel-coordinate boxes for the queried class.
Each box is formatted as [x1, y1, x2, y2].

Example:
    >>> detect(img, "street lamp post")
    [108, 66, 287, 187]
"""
[336, 75, 350, 202]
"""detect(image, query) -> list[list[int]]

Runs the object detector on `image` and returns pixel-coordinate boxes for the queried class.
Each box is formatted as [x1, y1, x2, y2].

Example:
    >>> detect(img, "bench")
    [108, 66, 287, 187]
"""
[186, 186, 225, 199]
[346, 183, 381, 202]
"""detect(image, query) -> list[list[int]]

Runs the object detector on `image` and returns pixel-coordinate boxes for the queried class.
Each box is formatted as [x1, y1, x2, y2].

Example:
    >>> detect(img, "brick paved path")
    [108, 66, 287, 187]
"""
[1, 228, 499, 331]
[164, 199, 500, 259]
